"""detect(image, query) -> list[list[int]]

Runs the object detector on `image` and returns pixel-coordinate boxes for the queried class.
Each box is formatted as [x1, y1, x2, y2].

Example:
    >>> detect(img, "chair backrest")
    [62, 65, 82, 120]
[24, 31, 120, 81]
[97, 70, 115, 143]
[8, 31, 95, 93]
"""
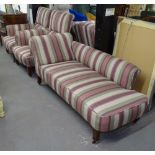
[6, 24, 32, 36]
[35, 7, 52, 28]
[72, 41, 140, 90]
[48, 10, 74, 33]
[30, 33, 74, 65]
[71, 21, 95, 47]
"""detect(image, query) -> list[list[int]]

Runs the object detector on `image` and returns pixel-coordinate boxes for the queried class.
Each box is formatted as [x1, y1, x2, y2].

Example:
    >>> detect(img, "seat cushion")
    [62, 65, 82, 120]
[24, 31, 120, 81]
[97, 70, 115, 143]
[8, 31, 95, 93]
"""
[40, 61, 148, 132]
[12, 46, 34, 67]
[2, 36, 16, 53]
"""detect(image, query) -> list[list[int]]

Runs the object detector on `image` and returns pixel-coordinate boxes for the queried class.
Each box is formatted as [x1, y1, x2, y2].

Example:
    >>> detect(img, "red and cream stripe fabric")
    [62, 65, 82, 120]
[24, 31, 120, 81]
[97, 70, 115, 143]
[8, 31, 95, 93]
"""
[71, 21, 95, 47]
[35, 7, 51, 28]
[72, 41, 140, 90]
[34, 24, 50, 34]
[12, 46, 34, 67]
[2, 36, 16, 53]
[6, 24, 32, 36]
[30, 33, 74, 65]
[15, 29, 48, 46]
[49, 10, 74, 33]
[39, 61, 148, 132]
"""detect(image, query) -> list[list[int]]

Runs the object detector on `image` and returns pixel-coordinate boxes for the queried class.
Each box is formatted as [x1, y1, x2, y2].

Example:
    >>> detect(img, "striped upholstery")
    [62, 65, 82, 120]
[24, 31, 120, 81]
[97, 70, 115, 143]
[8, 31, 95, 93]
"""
[49, 10, 74, 33]
[34, 57, 40, 77]
[35, 7, 51, 28]
[72, 41, 140, 90]
[71, 21, 95, 47]
[15, 29, 48, 46]
[12, 46, 34, 67]
[30, 33, 74, 65]
[3, 7, 50, 52]
[2, 36, 16, 53]
[34, 24, 50, 34]
[6, 24, 32, 36]
[39, 61, 148, 132]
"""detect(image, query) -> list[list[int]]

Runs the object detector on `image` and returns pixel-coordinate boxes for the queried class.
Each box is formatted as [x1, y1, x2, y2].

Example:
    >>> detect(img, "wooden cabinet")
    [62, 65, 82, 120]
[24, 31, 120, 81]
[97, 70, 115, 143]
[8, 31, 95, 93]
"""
[2, 13, 27, 25]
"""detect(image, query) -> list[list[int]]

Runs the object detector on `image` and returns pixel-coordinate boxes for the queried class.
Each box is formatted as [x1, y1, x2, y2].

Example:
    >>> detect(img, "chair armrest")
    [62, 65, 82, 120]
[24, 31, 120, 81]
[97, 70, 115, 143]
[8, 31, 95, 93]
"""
[15, 29, 48, 46]
[6, 23, 33, 36]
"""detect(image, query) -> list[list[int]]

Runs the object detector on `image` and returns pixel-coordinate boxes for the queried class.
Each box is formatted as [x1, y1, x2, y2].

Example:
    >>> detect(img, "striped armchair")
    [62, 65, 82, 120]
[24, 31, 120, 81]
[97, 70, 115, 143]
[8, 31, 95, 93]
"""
[11, 9, 73, 76]
[2, 7, 51, 54]
[71, 21, 95, 47]
[30, 33, 148, 143]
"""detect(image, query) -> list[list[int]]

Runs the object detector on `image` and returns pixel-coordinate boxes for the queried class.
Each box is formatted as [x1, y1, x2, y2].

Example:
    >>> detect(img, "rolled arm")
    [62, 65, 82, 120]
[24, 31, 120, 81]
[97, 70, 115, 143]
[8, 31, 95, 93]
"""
[6, 23, 33, 36]
[15, 29, 48, 46]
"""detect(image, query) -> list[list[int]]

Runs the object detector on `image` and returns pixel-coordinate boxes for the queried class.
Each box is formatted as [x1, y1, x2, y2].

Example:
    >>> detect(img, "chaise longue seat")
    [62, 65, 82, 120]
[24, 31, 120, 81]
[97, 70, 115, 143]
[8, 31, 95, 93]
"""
[40, 61, 147, 132]
[30, 33, 148, 143]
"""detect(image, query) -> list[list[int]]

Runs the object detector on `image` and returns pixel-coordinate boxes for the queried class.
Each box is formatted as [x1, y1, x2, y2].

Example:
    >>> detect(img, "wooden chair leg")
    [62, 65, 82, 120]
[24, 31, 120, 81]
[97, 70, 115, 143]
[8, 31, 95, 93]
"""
[12, 54, 16, 62]
[133, 118, 140, 124]
[15, 59, 20, 65]
[92, 128, 101, 144]
[37, 76, 41, 85]
[27, 67, 34, 77]
[6, 49, 9, 54]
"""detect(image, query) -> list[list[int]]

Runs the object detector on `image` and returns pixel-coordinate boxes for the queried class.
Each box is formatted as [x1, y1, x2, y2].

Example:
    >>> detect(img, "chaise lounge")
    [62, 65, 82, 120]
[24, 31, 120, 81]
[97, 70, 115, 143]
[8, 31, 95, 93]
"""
[30, 32, 148, 143]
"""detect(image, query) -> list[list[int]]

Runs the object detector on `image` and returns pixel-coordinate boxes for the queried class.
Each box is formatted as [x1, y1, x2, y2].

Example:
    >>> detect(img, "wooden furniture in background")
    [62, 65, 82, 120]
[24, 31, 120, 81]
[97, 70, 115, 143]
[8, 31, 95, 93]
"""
[2, 13, 27, 25]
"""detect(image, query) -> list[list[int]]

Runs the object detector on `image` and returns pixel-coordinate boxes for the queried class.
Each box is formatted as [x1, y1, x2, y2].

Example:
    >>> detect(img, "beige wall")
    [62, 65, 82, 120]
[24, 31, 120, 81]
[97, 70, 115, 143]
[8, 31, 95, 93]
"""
[113, 18, 155, 104]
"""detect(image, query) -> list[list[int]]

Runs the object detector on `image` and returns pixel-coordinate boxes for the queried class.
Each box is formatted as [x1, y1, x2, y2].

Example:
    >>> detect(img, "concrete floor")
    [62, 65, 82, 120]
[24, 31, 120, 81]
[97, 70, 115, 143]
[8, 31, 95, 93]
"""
[0, 46, 155, 151]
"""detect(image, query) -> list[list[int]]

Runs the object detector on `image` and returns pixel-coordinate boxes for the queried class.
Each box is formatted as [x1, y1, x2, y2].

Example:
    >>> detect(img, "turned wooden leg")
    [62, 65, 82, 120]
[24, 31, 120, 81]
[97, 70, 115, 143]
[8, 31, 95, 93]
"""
[133, 118, 140, 124]
[15, 59, 20, 65]
[92, 128, 101, 144]
[6, 49, 9, 54]
[37, 76, 41, 85]
[12, 54, 16, 62]
[27, 66, 34, 77]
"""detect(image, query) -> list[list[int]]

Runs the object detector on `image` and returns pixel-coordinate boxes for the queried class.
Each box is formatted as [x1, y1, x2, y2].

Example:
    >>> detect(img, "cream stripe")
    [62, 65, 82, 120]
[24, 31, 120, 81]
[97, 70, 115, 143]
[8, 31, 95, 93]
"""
[123, 109, 130, 125]
[95, 54, 107, 72]
[106, 58, 119, 78]
[89, 51, 99, 69]
[74, 44, 83, 60]
[61, 14, 68, 32]
[112, 114, 119, 130]
[113, 61, 126, 82]
[138, 103, 145, 117]
[90, 111, 99, 130]
[34, 37, 46, 64]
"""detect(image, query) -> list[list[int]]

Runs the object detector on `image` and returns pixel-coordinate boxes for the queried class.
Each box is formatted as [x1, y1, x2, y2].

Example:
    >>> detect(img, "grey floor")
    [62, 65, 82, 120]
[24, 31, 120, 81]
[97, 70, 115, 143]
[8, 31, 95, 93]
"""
[0, 46, 155, 151]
